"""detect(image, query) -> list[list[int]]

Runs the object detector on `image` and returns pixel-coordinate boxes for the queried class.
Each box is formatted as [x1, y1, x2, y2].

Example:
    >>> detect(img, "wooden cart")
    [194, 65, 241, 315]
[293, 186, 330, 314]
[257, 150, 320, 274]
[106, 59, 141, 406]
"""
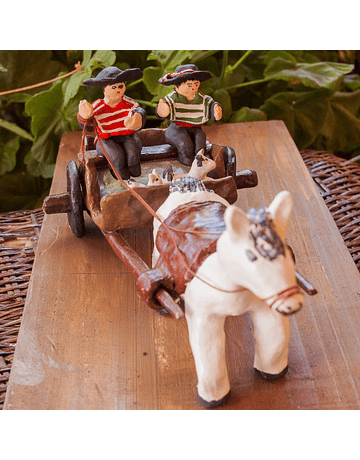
[42, 128, 258, 319]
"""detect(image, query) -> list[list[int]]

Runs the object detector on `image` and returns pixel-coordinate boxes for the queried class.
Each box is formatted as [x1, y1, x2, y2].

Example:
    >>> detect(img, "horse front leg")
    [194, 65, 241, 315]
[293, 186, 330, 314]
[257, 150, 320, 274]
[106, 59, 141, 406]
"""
[185, 306, 231, 408]
[250, 301, 290, 379]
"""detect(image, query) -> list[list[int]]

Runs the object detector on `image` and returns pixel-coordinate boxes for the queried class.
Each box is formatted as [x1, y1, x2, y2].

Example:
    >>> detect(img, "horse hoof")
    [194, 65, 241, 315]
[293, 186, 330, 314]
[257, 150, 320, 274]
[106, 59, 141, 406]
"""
[197, 390, 231, 409]
[254, 366, 288, 380]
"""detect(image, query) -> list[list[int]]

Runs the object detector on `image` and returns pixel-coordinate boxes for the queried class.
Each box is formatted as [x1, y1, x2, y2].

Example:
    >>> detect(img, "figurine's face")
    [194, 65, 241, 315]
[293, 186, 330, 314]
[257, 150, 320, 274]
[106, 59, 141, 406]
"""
[104, 82, 126, 105]
[176, 79, 200, 100]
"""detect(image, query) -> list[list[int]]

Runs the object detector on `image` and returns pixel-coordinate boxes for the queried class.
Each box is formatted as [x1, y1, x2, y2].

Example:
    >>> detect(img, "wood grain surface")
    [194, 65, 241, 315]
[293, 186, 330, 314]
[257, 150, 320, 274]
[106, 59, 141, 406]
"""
[4, 121, 360, 409]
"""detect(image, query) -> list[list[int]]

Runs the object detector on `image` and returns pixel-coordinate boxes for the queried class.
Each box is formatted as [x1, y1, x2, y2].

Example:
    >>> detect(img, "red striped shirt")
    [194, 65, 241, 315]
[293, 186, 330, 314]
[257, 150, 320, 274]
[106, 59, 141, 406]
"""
[92, 96, 139, 139]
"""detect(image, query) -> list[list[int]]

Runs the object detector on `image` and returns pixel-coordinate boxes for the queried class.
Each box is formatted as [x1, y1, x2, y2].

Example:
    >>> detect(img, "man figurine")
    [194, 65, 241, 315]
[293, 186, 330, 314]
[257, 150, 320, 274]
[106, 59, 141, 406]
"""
[78, 66, 146, 180]
[156, 64, 222, 166]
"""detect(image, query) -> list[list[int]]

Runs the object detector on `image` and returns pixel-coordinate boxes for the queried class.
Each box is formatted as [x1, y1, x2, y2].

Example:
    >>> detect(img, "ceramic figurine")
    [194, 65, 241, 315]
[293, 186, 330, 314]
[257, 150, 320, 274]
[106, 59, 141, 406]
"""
[147, 149, 216, 187]
[148, 169, 163, 186]
[172, 149, 216, 180]
[156, 64, 222, 166]
[152, 180, 304, 408]
[77, 66, 146, 180]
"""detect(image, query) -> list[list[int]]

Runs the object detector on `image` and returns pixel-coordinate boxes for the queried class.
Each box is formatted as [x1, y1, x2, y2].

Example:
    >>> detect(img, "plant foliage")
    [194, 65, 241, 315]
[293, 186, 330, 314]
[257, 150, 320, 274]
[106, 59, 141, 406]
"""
[1, 50, 360, 212]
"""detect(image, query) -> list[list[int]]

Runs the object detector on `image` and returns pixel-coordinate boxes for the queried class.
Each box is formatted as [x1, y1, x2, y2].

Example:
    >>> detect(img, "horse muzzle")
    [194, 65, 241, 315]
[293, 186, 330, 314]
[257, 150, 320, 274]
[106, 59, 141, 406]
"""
[263, 285, 304, 316]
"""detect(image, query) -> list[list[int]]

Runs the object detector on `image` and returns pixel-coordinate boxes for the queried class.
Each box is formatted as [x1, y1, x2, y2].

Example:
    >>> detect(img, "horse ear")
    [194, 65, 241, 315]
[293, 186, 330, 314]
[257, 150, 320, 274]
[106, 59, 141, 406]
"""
[267, 191, 294, 240]
[224, 205, 249, 242]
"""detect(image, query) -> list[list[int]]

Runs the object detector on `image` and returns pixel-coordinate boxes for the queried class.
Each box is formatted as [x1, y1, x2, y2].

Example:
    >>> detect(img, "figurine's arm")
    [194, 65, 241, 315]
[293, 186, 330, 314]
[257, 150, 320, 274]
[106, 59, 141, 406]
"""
[124, 107, 146, 131]
[155, 99, 170, 120]
[78, 100, 94, 120]
[77, 100, 95, 132]
[210, 102, 222, 123]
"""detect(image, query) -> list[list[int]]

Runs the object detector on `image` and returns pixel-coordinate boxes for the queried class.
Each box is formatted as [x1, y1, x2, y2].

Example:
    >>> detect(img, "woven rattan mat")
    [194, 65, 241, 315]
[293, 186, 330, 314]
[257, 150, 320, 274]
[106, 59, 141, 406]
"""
[0, 208, 43, 409]
[2, 149, 360, 408]
[301, 150, 360, 270]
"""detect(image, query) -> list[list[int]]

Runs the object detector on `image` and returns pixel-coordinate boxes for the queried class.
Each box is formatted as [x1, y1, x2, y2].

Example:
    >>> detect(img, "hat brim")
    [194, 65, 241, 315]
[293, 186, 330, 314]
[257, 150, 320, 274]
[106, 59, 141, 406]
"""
[83, 68, 143, 86]
[159, 70, 212, 86]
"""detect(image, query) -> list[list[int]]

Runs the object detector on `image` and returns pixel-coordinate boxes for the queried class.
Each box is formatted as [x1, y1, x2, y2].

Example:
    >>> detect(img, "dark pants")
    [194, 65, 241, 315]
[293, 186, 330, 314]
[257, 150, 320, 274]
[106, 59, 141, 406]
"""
[96, 133, 142, 180]
[165, 122, 206, 166]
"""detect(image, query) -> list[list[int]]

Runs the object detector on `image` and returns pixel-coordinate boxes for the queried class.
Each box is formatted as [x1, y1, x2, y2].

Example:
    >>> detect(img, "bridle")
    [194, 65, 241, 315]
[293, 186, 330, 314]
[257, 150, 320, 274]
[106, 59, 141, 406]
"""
[260, 285, 303, 308]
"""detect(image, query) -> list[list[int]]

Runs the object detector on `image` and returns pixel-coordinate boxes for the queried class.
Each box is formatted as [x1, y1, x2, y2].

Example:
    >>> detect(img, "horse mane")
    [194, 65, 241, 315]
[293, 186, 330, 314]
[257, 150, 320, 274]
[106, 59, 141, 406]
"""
[247, 206, 285, 261]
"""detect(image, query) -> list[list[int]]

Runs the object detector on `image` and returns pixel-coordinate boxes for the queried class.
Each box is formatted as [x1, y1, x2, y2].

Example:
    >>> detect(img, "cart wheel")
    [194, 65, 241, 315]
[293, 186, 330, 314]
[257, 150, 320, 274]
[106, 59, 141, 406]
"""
[67, 161, 85, 238]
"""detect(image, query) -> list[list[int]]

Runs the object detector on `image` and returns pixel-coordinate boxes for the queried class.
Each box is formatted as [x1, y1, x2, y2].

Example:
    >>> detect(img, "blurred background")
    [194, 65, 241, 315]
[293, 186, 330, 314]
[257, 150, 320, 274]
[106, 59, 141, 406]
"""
[1, 49, 359, 212]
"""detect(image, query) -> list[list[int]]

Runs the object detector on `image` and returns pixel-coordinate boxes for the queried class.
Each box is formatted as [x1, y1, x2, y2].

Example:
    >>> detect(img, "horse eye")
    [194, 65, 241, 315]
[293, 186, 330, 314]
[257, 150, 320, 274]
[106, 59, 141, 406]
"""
[246, 250, 257, 262]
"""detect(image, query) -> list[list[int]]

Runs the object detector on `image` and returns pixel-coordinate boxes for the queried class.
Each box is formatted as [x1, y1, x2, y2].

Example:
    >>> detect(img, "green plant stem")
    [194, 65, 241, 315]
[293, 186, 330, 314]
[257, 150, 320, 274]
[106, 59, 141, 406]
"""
[231, 50, 253, 72]
[126, 78, 143, 89]
[220, 50, 229, 82]
[223, 77, 269, 92]
[136, 99, 157, 108]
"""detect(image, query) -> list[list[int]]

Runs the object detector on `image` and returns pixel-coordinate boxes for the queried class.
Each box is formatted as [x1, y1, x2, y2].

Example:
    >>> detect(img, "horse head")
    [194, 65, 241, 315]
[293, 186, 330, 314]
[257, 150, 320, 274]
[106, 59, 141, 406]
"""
[218, 191, 304, 315]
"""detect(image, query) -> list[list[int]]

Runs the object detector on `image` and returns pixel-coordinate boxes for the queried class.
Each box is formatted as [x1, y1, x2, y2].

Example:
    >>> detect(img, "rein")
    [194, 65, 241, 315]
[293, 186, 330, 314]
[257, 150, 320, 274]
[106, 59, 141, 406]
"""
[80, 122, 301, 302]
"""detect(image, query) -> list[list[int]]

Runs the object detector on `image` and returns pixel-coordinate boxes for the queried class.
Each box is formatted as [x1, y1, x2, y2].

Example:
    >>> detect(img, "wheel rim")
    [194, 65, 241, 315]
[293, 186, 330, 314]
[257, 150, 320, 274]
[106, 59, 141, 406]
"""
[66, 161, 85, 238]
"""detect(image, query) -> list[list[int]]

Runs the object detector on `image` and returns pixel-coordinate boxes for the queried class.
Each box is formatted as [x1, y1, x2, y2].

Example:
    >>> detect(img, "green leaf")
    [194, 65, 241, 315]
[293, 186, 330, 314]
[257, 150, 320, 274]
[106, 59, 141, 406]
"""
[25, 79, 63, 140]
[143, 66, 169, 99]
[89, 50, 116, 71]
[3, 92, 32, 104]
[147, 50, 191, 68]
[260, 89, 332, 150]
[24, 80, 64, 176]
[229, 107, 267, 123]
[264, 51, 297, 66]
[62, 69, 90, 107]
[24, 154, 56, 178]
[62, 50, 116, 107]
[0, 133, 19, 174]
[264, 58, 354, 90]
[0, 117, 34, 141]
[82, 50, 92, 67]
[0, 50, 67, 94]
[311, 89, 360, 152]
[261, 88, 360, 152]
[0, 171, 51, 212]
[0, 63, 7, 72]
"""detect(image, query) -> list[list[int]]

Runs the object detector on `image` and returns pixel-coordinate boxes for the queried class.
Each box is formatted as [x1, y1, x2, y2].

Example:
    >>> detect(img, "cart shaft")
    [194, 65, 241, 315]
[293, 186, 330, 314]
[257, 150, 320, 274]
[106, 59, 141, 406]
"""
[103, 231, 184, 319]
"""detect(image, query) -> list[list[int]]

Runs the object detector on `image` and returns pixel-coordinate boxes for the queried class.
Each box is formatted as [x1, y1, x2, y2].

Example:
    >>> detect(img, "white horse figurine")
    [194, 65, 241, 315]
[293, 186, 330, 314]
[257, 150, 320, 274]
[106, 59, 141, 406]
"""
[152, 177, 304, 408]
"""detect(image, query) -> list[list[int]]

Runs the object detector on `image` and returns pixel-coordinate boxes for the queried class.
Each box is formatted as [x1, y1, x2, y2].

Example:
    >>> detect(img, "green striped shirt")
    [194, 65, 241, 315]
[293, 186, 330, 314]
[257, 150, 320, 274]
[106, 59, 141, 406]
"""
[164, 90, 214, 125]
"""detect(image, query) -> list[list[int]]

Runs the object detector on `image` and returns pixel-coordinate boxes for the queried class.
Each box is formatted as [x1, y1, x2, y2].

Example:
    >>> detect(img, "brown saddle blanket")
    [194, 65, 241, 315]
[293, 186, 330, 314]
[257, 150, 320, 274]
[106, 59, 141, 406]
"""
[155, 200, 227, 294]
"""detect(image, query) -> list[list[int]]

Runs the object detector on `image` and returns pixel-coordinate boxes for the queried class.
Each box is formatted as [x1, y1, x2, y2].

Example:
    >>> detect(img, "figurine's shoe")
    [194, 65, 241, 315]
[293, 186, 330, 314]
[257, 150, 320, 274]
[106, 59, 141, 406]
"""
[109, 167, 131, 181]
[254, 365, 288, 380]
[129, 164, 141, 177]
[177, 152, 194, 166]
[197, 390, 231, 409]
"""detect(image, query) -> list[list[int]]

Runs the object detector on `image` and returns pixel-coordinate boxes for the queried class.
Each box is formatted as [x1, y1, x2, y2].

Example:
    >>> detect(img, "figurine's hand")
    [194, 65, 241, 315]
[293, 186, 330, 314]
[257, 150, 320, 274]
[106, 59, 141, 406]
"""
[157, 99, 170, 118]
[213, 104, 222, 121]
[78, 100, 93, 119]
[124, 112, 142, 131]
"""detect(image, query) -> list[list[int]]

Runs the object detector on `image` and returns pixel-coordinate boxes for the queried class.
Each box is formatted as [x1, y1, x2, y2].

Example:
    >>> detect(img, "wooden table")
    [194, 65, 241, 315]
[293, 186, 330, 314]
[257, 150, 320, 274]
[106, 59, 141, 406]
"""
[4, 121, 360, 410]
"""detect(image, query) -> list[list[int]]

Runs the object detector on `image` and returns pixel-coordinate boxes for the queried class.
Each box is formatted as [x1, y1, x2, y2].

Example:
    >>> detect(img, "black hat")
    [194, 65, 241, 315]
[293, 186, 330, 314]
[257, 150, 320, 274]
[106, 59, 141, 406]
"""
[158, 64, 212, 86]
[83, 66, 143, 86]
